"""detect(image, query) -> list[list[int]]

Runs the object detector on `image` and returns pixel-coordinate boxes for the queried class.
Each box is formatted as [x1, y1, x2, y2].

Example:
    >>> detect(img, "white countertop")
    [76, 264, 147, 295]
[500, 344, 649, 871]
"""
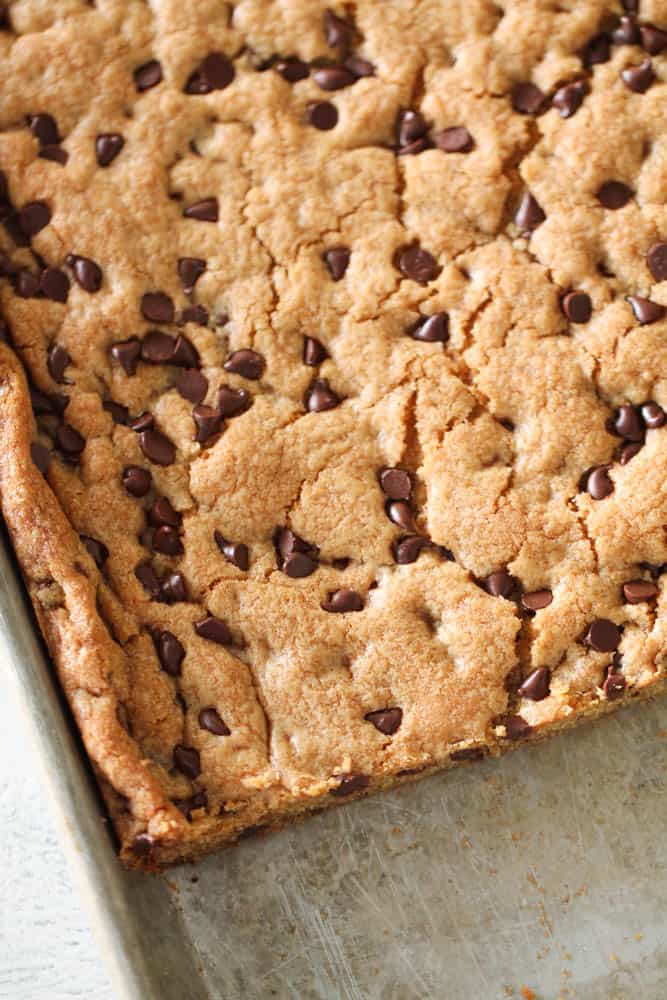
[0, 692, 112, 1000]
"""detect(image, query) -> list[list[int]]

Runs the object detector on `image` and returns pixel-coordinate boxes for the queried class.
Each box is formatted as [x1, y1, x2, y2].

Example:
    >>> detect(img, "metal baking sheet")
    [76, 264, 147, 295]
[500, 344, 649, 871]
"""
[3, 521, 667, 1000]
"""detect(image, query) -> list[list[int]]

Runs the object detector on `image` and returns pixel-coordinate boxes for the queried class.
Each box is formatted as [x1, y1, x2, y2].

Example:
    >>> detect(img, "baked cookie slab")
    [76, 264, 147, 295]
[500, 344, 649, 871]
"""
[0, 0, 666, 868]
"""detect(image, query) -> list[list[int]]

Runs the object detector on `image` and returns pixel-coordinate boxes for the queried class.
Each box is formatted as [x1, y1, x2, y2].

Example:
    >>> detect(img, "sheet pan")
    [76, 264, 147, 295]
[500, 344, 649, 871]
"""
[2, 523, 666, 1000]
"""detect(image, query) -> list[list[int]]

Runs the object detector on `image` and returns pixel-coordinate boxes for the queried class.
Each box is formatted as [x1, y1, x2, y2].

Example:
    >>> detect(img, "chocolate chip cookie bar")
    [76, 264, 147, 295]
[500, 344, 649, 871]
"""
[1, 1, 666, 868]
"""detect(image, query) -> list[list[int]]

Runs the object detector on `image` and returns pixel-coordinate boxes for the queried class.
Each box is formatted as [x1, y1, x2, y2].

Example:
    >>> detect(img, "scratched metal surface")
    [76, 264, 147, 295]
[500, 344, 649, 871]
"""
[3, 519, 667, 1000]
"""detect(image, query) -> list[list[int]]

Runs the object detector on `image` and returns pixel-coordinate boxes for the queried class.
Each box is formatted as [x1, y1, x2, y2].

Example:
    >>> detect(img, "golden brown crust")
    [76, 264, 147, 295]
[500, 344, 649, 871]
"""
[0, 1, 666, 868]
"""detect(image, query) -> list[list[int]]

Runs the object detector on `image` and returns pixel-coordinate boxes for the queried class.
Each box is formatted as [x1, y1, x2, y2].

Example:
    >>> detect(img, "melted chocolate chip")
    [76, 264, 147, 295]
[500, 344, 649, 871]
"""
[152, 525, 184, 556]
[627, 295, 665, 325]
[177, 369, 208, 404]
[344, 55, 374, 78]
[396, 109, 428, 148]
[27, 113, 59, 146]
[173, 744, 201, 779]
[483, 571, 515, 598]
[331, 774, 370, 797]
[386, 500, 416, 532]
[323, 245, 350, 280]
[647, 243, 667, 282]
[129, 411, 154, 433]
[161, 572, 188, 603]
[141, 291, 174, 324]
[622, 579, 658, 603]
[596, 181, 633, 209]
[66, 254, 102, 292]
[518, 667, 550, 701]
[223, 349, 265, 380]
[641, 402, 666, 428]
[171, 335, 200, 368]
[640, 24, 667, 55]
[410, 312, 449, 342]
[40, 267, 70, 303]
[380, 467, 412, 500]
[395, 245, 440, 284]
[321, 588, 364, 612]
[39, 145, 68, 165]
[313, 65, 355, 90]
[18, 200, 51, 236]
[621, 60, 655, 93]
[521, 589, 553, 612]
[14, 269, 40, 297]
[393, 535, 430, 564]
[80, 535, 108, 568]
[193, 404, 223, 443]
[214, 531, 249, 571]
[619, 442, 642, 465]
[324, 9, 352, 47]
[561, 290, 592, 323]
[199, 707, 230, 736]
[135, 560, 161, 597]
[177, 257, 206, 293]
[131, 834, 155, 857]
[303, 336, 328, 366]
[305, 378, 341, 412]
[111, 338, 141, 375]
[511, 82, 546, 115]
[585, 465, 614, 500]
[582, 33, 611, 68]
[450, 746, 487, 762]
[612, 15, 639, 45]
[552, 80, 587, 118]
[134, 60, 162, 92]
[140, 428, 176, 466]
[217, 385, 250, 417]
[612, 404, 644, 442]
[122, 465, 152, 497]
[364, 707, 402, 735]
[275, 58, 309, 82]
[433, 126, 474, 153]
[179, 304, 209, 326]
[515, 191, 545, 231]
[504, 715, 532, 740]
[603, 667, 626, 701]
[56, 423, 85, 459]
[185, 52, 235, 94]
[183, 198, 219, 222]
[194, 615, 232, 645]
[47, 344, 71, 383]
[149, 497, 181, 528]
[173, 791, 208, 820]
[307, 101, 338, 130]
[30, 441, 51, 475]
[141, 330, 175, 364]
[96, 133, 124, 166]
[584, 618, 621, 653]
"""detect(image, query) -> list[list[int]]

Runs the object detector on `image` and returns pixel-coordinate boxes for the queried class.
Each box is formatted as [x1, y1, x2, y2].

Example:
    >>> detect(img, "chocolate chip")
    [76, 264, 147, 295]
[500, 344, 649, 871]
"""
[275, 58, 310, 82]
[217, 385, 250, 417]
[14, 269, 40, 297]
[173, 790, 208, 820]
[31, 388, 67, 416]
[47, 344, 71, 383]
[66, 255, 102, 292]
[395, 245, 440, 284]
[313, 65, 355, 91]
[177, 369, 208, 404]
[18, 201, 51, 236]
[584, 618, 621, 652]
[379, 467, 411, 500]
[122, 465, 152, 497]
[518, 667, 550, 701]
[96, 133, 124, 166]
[185, 52, 235, 94]
[582, 33, 611, 67]
[39, 267, 69, 303]
[515, 191, 546, 231]
[433, 126, 474, 153]
[324, 9, 351, 47]
[627, 295, 665, 324]
[504, 715, 532, 740]
[511, 82, 546, 115]
[141, 291, 174, 324]
[483, 571, 515, 598]
[81, 534, 109, 568]
[619, 441, 642, 464]
[27, 113, 59, 146]
[214, 531, 249, 571]
[641, 401, 666, 428]
[161, 572, 187, 603]
[141, 330, 175, 364]
[30, 441, 51, 475]
[331, 774, 369, 797]
[223, 349, 265, 380]
[410, 312, 449, 342]
[177, 257, 206, 294]
[173, 744, 201, 779]
[386, 500, 416, 532]
[171, 335, 200, 368]
[135, 560, 161, 597]
[305, 377, 341, 412]
[140, 428, 176, 466]
[344, 55, 374, 78]
[129, 411, 154, 433]
[149, 496, 181, 527]
[621, 59, 655, 93]
[111, 338, 141, 375]
[364, 707, 402, 735]
[647, 243, 667, 282]
[521, 589, 553, 612]
[585, 465, 614, 499]
[622, 579, 658, 603]
[151, 524, 182, 556]
[393, 535, 430, 564]
[596, 181, 633, 209]
[194, 615, 232, 645]
[640, 24, 667, 55]
[603, 667, 626, 701]
[56, 423, 85, 459]
[183, 198, 219, 222]
[134, 60, 162, 92]
[284, 551, 319, 577]
[39, 145, 68, 165]
[193, 404, 223, 444]
[612, 15, 639, 45]
[561, 290, 592, 324]
[199, 707, 230, 736]
[323, 245, 350, 280]
[552, 80, 588, 118]
[321, 588, 363, 612]
[303, 336, 328, 366]
[612, 404, 644, 441]
[307, 102, 338, 130]
[641, 561, 666, 579]
[179, 305, 209, 327]
[396, 109, 428, 148]
[131, 834, 155, 858]
[451, 746, 487, 762]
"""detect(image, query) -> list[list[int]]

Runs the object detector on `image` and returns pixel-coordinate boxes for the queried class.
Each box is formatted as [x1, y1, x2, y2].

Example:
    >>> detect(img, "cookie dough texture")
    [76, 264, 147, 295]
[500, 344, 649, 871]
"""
[0, 1, 666, 867]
